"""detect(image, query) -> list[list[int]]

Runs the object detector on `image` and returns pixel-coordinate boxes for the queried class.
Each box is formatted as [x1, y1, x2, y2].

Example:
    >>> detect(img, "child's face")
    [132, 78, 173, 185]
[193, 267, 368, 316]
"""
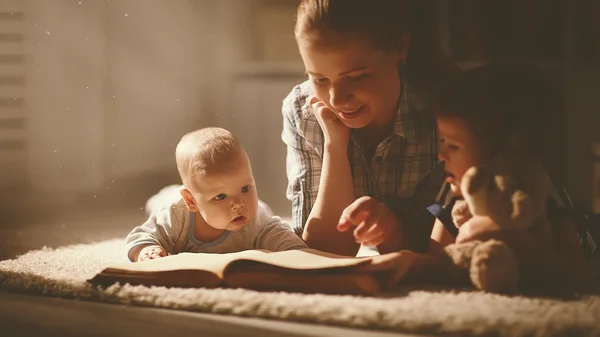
[182, 150, 259, 231]
[437, 116, 484, 196]
[297, 32, 406, 130]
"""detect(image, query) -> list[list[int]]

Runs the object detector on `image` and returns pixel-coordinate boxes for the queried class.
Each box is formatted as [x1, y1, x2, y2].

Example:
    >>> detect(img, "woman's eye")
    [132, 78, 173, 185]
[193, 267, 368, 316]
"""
[241, 185, 252, 193]
[311, 77, 329, 86]
[349, 73, 369, 81]
[214, 194, 227, 201]
[448, 144, 459, 151]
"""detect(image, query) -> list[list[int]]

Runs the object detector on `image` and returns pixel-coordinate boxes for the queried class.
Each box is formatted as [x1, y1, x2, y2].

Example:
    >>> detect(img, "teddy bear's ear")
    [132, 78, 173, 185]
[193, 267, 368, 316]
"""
[494, 175, 516, 193]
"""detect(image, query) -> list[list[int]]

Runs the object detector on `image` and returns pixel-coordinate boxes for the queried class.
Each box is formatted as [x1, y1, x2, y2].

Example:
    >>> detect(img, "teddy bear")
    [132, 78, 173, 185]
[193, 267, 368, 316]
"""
[442, 152, 552, 293]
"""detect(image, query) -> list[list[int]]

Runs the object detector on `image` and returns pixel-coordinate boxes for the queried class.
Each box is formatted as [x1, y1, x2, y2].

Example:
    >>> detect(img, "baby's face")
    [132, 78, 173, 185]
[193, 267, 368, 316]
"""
[192, 151, 259, 231]
[436, 116, 484, 196]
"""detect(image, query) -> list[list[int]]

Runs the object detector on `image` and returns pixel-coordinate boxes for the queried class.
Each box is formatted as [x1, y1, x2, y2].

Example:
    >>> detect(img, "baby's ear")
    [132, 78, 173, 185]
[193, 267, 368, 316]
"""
[180, 188, 199, 212]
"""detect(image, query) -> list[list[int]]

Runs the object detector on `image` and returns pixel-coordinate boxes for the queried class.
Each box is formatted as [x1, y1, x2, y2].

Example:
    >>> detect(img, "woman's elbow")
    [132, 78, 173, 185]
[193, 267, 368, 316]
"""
[301, 219, 330, 250]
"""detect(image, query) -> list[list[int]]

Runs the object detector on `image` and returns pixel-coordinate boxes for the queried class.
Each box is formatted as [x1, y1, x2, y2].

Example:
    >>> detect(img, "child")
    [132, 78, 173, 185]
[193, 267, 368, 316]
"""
[432, 63, 592, 293]
[126, 127, 307, 262]
[432, 63, 570, 244]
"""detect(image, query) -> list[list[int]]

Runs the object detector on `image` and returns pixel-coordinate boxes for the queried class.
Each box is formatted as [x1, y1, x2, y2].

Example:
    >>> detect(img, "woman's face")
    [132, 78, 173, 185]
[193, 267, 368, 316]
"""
[297, 32, 406, 130]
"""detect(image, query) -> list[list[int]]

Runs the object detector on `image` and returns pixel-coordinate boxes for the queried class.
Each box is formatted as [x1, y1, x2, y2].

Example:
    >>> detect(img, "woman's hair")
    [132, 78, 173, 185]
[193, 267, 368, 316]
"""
[435, 63, 562, 168]
[294, 0, 459, 90]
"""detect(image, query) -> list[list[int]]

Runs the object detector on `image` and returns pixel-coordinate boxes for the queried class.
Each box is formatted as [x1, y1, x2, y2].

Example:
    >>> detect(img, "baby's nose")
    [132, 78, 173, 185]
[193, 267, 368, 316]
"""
[231, 198, 245, 210]
[438, 150, 448, 162]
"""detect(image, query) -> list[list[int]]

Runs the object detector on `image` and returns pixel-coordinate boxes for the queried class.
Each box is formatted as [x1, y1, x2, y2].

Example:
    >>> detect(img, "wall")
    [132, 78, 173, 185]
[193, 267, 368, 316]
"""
[103, 0, 215, 182]
[566, 64, 600, 208]
[18, 0, 217, 208]
[10, 0, 600, 217]
[224, 75, 303, 215]
[25, 0, 108, 201]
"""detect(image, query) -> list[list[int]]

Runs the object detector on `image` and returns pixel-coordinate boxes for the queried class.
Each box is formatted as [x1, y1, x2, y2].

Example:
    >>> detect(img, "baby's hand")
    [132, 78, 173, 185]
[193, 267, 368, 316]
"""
[137, 245, 166, 262]
[338, 196, 400, 247]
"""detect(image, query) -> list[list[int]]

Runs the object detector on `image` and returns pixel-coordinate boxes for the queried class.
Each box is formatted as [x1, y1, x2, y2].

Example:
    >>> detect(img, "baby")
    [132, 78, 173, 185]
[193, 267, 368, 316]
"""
[126, 127, 307, 262]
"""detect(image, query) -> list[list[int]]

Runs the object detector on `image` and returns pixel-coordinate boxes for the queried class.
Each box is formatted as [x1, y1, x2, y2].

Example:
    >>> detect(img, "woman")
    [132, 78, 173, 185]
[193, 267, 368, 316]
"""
[282, 0, 459, 256]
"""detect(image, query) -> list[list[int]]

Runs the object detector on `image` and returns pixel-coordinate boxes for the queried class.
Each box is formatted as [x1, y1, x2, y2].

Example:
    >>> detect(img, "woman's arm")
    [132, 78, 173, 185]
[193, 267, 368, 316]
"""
[382, 167, 451, 254]
[304, 142, 359, 255]
[282, 88, 359, 256]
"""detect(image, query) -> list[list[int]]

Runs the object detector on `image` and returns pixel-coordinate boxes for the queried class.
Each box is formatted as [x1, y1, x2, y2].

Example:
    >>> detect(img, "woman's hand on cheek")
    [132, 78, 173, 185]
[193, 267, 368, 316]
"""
[455, 215, 504, 243]
[309, 96, 350, 147]
[337, 196, 400, 247]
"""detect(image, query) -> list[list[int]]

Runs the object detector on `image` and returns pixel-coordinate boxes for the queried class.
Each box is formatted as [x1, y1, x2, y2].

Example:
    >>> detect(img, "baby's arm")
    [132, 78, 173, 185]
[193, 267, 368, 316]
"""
[254, 215, 308, 252]
[125, 207, 182, 262]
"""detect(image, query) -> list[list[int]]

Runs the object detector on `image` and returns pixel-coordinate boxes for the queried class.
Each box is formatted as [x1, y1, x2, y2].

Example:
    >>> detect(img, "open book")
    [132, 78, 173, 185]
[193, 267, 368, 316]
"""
[88, 248, 399, 295]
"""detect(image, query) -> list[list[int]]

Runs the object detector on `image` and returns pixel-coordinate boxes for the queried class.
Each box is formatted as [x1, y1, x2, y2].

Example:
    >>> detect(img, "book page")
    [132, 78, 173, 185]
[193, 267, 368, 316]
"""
[98, 249, 272, 276]
[223, 248, 372, 272]
[90, 269, 222, 288]
[95, 248, 371, 278]
[89, 249, 384, 291]
[224, 270, 382, 296]
[220, 248, 371, 273]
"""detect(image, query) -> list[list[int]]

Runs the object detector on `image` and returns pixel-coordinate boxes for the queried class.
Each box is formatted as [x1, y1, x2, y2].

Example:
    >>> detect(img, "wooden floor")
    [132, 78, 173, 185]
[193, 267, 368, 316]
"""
[0, 291, 424, 337]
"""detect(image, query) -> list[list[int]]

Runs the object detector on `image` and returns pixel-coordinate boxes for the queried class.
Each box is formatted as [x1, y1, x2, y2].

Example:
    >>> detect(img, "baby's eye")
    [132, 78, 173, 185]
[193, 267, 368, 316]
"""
[241, 185, 252, 193]
[213, 193, 227, 201]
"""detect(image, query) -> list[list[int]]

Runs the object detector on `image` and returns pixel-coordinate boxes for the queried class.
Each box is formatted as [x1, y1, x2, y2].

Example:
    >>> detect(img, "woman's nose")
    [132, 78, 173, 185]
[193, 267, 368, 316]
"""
[329, 84, 353, 109]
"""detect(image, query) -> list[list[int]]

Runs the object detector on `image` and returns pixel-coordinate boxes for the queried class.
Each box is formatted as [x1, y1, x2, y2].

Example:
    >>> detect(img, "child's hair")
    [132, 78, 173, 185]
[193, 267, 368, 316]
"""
[294, 0, 459, 88]
[435, 63, 561, 168]
[175, 127, 240, 188]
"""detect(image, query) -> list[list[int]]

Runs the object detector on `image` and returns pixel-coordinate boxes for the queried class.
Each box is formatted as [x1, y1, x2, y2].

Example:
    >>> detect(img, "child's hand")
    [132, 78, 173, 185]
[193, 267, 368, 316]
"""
[309, 96, 350, 147]
[337, 196, 400, 247]
[137, 245, 167, 262]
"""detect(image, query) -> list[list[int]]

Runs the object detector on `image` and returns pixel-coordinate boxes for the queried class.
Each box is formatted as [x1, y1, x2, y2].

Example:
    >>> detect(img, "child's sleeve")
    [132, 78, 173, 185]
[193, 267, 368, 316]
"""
[125, 206, 186, 261]
[253, 215, 308, 252]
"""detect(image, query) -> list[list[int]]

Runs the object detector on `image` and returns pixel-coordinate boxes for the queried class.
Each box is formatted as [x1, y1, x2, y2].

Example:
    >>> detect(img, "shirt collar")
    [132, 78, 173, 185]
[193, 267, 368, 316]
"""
[393, 63, 416, 142]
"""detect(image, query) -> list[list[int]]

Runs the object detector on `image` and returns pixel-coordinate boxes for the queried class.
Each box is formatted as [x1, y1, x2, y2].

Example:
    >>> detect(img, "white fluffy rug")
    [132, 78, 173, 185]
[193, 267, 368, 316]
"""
[1, 239, 599, 337]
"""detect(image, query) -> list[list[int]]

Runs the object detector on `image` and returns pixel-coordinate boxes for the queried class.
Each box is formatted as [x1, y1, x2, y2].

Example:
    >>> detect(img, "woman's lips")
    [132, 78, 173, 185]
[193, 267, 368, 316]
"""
[337, 106, 364, 120]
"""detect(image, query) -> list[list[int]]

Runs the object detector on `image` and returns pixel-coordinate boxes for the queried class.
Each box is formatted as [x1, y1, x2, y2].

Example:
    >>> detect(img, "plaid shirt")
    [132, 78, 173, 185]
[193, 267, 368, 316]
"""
[282, 65, 440, 234]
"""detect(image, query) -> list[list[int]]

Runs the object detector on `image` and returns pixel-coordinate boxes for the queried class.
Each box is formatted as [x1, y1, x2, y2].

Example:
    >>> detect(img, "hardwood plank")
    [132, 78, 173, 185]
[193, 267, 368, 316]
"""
[0, 291, 422, 337]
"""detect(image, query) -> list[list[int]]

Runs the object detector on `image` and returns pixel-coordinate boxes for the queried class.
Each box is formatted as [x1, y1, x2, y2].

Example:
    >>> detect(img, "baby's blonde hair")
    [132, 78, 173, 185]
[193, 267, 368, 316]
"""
[175, 127, 241, 189]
